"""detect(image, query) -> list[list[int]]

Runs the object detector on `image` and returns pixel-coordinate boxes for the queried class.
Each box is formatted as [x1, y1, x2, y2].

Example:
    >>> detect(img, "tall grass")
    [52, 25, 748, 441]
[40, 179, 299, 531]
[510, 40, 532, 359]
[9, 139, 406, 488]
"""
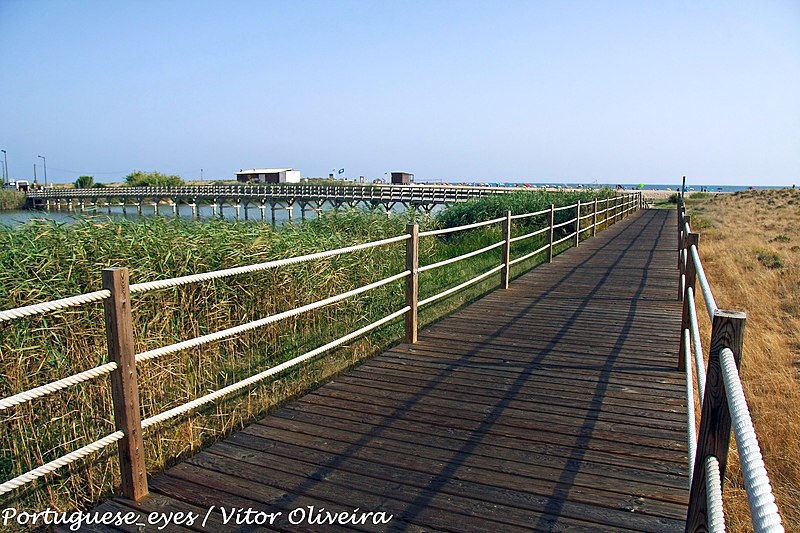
[0, 190, 26, 211]
[0, 190, 617, 517]
[686, 189, 800, 531]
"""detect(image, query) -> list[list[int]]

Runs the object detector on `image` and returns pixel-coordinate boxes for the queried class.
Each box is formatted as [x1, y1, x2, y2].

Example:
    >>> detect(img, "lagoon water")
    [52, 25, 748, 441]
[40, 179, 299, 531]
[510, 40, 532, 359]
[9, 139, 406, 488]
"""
[0, 202, 312, 228]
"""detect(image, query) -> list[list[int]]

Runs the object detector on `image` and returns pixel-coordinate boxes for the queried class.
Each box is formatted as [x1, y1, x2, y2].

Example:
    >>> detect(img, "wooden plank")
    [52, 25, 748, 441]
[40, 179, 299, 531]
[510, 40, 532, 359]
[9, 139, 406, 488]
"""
[91, 209, 689, 532]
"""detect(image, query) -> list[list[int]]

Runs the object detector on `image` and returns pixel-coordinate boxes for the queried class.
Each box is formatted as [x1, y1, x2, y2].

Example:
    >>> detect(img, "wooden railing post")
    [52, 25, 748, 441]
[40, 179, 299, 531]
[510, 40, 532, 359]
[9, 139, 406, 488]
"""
[678, 214, 691, 301]
[678, 232, 699, 370]
[405, 224, 419, 343]
[574, 200, 581, 247]
[547, 204, 555, 263]
[677, 201, 685, 273]
[500, 210, 512, 289]
[686, 309, 746, 532]
[592, 198, 598, 237]
[103, 267, 148, 501]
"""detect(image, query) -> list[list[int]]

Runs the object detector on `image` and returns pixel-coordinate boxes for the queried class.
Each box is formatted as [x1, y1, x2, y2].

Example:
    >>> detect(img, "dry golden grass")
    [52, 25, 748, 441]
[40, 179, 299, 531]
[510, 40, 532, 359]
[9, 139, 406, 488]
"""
[687, 188, 800, 532]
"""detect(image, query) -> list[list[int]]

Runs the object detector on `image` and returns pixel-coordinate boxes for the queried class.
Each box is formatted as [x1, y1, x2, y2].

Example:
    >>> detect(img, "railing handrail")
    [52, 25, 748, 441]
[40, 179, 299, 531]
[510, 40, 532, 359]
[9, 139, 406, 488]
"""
[677, 197, 783, 532]
[0, 191, 643, 501]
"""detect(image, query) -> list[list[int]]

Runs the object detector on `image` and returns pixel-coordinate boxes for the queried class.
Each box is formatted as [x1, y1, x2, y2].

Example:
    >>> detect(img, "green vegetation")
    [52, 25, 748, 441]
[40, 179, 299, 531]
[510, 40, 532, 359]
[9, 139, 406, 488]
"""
[0, 190, 26, 211]
[74, 175, 94, 189]
[0, 189, 620, 515]
[755, 248, 783, 269]
[436, 189, 614, 228]
[125, 170, 184, 187]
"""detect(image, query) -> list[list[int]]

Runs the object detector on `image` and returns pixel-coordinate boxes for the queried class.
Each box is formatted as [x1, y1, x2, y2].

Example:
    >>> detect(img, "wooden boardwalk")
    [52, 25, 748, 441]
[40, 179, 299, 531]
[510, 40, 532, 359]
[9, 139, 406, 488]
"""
[86, 209, 689, 532]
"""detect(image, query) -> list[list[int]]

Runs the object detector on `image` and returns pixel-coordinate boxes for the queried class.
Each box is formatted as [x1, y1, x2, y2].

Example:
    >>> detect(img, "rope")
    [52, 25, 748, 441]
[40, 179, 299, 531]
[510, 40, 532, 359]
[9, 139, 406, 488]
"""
[418, 216, 505, 237]
[419, 264, 503, 308]
[705, 456, 726, 532]
[141, 306, 410, 430]
[0, 290, 110, 323]
[684, 329, 697, 487]
[552, 217, 577, 230]
[720, 348, 784, 532]
[0, 431, 124, 495]
[509, 226, 548, 243]
[129, 234, 410, 293]
[510, 208, 550, 220]
[0, 362, 118, 410]
[553, 233, 575, 246]
[136, 270, 409, 363]
[553, 204, 576, 212]
[691, 245, 718, 319]
[418, 241, 503, 273]
[509, 244, 549, 267]
[686, 287, 707, 405]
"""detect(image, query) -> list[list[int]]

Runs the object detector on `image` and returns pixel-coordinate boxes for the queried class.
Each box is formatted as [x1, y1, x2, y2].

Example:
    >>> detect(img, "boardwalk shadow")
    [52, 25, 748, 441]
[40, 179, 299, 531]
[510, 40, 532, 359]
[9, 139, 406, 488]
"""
[135, 210, 683, 532]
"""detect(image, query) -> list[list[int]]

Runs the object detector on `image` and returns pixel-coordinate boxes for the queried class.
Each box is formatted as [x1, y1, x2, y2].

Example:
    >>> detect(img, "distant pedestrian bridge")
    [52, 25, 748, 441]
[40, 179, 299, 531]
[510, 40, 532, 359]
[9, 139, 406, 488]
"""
[26, 184, 518, 222]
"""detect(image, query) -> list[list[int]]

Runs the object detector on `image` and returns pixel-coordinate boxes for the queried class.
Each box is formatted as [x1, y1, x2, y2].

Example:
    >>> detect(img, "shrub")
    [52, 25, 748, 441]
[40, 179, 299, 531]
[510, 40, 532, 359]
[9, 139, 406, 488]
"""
[125, 170, 184, 187]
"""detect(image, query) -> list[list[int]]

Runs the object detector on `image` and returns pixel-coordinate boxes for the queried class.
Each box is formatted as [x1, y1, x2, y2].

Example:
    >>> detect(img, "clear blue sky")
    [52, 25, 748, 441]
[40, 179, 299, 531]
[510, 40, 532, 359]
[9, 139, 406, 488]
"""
[1, 0, 798, 186]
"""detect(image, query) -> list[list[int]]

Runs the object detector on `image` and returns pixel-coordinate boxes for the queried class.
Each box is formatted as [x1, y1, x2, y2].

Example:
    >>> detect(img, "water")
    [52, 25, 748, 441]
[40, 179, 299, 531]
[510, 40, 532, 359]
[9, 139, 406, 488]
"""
[0, 202, 317, 228]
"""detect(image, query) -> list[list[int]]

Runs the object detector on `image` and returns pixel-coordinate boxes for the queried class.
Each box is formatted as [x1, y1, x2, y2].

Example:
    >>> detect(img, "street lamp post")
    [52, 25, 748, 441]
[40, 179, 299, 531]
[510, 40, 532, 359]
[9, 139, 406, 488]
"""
[1, 150, 7, 186]
[37, 155, 47, 186]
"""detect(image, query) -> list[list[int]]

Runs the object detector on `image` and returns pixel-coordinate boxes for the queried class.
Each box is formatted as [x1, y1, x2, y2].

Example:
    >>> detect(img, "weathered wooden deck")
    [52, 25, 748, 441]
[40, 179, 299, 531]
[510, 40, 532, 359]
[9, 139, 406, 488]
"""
[86, 209, 688, 532]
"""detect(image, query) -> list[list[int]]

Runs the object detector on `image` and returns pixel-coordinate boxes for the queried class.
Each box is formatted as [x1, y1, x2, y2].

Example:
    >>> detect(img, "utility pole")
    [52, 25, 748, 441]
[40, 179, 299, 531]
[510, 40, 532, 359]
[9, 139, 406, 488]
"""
[0, 149, 7, 185]
[33, 163, 37, 183]
[38, 155, 47, 186]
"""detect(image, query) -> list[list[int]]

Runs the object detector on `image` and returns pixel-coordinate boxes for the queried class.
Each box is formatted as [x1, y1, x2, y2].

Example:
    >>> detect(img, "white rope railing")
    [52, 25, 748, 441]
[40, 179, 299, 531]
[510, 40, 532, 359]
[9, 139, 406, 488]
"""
[720, 348, 784, 532]
[418, 216, 505, 237]
[141, 306, 410, 430]
[552, 217, 577, 230]
[553, 204, 577, 212]
[136, 270, 410, 363]
[418, 241, 503, 273]
[0, 362, 118, 410]
[0, 431, 124, 496]
[509, 226, 548, 243]
[686, 286, 707, 405]
[552, 233, 576, 246]
[509, 244, 550, 267]
[418, 264, 504, 308]
[129, 234, 409, 294]
[690, 245, 718, 318]
[684, 330, 697, 487]
[509, 208, 550, 220]
[0, 290, 110, 323]
[705, 456, 726, 532]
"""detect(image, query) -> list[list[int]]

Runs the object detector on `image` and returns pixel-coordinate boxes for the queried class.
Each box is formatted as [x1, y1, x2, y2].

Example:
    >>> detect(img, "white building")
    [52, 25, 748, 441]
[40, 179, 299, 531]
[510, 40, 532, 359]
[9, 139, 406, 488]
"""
[235, 168, 301, 184]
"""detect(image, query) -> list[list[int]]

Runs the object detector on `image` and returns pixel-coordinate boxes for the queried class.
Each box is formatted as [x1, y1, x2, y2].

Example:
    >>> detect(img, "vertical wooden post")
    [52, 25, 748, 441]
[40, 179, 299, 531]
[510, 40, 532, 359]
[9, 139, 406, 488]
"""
[686, 309, 746, 532]
[574, 201, 581, 247]
[678, 232, 699, 370]
[547, 204, 555, 263]
[405, 224, 419, 344]
[678, 215, 691, 301]
[500, 210, 512, 289]
[103, 267, 148, 501]
[592, 199, 598, 237]
[677, 202, 685, 272]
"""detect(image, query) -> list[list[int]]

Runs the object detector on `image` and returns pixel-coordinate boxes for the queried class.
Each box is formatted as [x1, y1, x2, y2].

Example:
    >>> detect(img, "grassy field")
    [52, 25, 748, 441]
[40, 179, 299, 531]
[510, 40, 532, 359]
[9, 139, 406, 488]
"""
[0, 189, 616, 518]
[686, 188, 799, 531]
